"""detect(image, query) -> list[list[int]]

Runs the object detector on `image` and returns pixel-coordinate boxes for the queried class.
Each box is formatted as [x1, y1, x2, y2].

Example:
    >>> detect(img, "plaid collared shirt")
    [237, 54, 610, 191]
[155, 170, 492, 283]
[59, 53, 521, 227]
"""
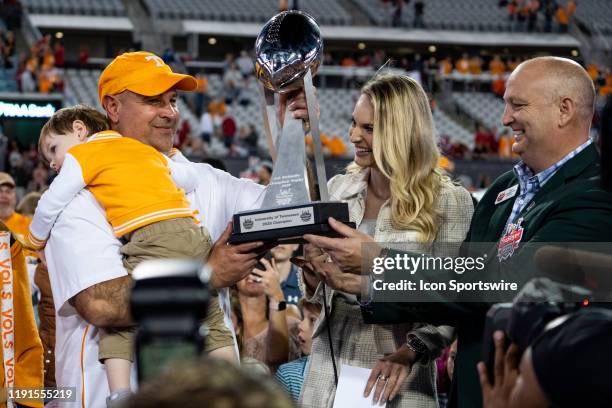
[503, 139, 593, 233]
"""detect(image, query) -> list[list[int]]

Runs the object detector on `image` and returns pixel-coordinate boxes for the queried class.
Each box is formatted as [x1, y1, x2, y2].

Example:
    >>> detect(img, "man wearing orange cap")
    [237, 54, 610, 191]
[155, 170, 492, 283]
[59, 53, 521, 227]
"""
[43, 51, 278, 407]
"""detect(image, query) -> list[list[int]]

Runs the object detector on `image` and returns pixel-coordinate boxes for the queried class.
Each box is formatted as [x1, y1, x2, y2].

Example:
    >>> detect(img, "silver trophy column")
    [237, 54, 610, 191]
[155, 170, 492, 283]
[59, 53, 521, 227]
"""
[229, 11, 354, 244]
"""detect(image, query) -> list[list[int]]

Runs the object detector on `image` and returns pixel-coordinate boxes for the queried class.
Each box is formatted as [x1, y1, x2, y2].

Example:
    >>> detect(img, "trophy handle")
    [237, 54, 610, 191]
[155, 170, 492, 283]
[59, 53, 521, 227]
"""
[259, 84, 280, 162]
[303, 68, 329, 201]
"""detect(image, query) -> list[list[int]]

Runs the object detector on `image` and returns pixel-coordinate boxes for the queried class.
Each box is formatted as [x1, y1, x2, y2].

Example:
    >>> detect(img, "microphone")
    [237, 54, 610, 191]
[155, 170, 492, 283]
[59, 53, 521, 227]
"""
[534, 245, 612, 296]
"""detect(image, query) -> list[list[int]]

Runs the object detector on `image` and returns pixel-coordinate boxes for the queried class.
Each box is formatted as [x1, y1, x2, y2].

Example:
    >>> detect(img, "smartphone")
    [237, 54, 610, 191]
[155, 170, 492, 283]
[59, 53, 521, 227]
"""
[254, 251, 274, 272]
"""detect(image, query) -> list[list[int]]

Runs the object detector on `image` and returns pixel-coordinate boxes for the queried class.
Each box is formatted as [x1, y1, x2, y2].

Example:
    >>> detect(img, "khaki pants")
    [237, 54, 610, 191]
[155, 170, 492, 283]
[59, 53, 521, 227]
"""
[98, 217, 234, 362]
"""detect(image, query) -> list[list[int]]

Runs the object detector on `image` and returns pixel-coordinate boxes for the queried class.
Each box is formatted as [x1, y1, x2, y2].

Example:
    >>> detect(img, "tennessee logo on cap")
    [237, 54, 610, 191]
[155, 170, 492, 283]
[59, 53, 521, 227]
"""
[98, 51, 198, 104]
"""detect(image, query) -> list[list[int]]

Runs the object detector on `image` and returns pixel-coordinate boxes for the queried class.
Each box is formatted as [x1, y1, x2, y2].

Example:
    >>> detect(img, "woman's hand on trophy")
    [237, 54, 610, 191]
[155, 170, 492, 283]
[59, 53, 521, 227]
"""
[304, 217, 380, 275]
[303, 242, 324, 261]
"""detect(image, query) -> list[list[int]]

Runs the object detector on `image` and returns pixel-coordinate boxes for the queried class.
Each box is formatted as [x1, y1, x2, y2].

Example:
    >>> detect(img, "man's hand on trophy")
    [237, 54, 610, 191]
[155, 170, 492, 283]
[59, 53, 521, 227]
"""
[207, 222, 270, 289]
[304, 217, 380, 275]
[278, 87, 319, 129]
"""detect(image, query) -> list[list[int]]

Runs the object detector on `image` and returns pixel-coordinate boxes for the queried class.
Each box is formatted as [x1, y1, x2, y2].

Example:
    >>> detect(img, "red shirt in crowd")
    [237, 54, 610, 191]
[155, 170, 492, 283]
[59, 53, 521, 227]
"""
[78, 48, 89, 65]
[53, 43, 65, 67]
[222, 116, 237, 138]
[475, 130, 497, 152]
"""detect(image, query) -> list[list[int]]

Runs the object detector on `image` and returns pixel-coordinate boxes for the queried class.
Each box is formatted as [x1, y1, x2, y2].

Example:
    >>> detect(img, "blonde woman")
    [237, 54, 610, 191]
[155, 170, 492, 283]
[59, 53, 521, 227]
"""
[297, 74, 474, 407]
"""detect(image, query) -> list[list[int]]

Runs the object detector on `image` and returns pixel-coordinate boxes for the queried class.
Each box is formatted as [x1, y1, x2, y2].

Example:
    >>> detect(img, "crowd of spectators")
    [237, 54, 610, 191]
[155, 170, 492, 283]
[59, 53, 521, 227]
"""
[0, 128, 49, 203]
[1, 9, 608, 195]
[376, 0, 578, 32]
[502, 0, 577, 32]
[3, 44, 606, 194]
[439, 124, 516, 163]
[16, 34, 64, 93]
[178, 50, 352, 164]
[0, 28, 15, 68]
[177, 51, 261, 159]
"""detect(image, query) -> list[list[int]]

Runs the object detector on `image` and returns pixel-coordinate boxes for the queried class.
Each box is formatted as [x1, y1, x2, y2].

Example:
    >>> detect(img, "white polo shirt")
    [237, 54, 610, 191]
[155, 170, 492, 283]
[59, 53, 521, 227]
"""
[47, 154, 265, 407]
[172, 151, 266, 339]
[171, 151, 265, 240]
[46, 190, 125, 408]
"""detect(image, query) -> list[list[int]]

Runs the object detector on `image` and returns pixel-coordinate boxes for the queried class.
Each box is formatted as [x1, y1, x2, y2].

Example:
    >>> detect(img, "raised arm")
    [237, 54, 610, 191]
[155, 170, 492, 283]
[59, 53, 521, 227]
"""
[28, 153, 86, 249]
[257, 258, 290, 366]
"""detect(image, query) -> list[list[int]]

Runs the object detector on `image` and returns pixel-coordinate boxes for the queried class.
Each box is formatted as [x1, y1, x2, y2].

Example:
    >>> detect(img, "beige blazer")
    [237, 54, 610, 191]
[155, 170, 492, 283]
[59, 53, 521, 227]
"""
[299, 168, 474, 408]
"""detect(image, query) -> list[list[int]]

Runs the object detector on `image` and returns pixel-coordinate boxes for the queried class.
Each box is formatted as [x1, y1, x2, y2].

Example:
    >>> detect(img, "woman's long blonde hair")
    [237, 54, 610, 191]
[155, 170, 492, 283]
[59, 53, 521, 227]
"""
[348, 74, 451, 242]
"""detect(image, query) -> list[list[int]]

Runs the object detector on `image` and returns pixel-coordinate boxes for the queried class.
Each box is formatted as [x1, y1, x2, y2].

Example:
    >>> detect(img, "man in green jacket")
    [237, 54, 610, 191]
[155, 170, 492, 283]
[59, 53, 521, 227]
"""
[302, 56, 612, 407]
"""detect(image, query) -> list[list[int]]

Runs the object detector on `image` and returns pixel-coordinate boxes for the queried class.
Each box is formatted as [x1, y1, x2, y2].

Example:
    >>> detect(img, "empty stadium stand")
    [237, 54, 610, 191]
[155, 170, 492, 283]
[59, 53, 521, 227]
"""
[453, 92, 505, 134]
[574, 0, 612, 35]
[354, 0, 517, 31]
[143, 0, 352, 25]
[20, 0, 126, 16]
[18, 0, 607, 36]
[432, 107, 474, 149]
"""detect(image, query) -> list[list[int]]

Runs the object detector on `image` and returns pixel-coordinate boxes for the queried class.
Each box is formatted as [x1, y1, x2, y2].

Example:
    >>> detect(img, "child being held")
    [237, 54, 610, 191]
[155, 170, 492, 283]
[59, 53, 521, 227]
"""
[29, 105, 234, 403]
[275, 299, 322, 401]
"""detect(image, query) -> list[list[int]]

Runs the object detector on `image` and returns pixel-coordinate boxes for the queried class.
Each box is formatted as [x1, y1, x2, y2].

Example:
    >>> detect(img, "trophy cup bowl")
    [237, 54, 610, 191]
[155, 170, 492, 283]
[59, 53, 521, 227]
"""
[229, 11, 355, 244]
[255, 11, 322, 93]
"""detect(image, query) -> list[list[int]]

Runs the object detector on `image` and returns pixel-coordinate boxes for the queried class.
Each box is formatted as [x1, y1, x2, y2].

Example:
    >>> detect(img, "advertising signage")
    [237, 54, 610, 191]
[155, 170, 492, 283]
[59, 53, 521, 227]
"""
[0, 93, 63, 147]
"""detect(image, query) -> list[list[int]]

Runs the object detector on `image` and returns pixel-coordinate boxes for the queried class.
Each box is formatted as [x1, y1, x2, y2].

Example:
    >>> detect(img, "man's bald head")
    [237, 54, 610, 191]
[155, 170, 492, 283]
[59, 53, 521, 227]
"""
[513, 57, 595, 123]
[502, 56, 595, 173]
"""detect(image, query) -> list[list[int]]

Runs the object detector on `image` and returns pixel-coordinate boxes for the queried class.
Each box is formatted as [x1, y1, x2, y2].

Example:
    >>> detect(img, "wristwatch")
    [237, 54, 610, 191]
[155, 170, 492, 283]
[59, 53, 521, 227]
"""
[269, 299, 287, 311]
[406, 334, 428, 362]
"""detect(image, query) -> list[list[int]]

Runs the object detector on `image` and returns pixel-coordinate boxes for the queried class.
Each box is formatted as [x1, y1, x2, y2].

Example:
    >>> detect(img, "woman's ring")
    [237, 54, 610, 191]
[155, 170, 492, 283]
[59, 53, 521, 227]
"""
[378, 375, 388, 381]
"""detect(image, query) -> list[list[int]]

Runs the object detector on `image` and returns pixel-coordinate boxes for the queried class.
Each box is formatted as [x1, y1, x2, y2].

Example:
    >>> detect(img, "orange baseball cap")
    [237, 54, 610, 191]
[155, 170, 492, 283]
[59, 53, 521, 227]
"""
[98, 51, 198, 104]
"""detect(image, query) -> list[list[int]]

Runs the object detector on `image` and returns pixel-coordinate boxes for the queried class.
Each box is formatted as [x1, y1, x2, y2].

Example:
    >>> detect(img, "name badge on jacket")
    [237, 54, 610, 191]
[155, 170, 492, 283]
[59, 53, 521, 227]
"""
[495, 185, 519, 205]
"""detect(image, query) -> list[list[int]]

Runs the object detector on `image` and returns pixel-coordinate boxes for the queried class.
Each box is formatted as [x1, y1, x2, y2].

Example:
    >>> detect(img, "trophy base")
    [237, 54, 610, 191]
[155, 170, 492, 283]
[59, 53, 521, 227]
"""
[229, 201, 355, 244]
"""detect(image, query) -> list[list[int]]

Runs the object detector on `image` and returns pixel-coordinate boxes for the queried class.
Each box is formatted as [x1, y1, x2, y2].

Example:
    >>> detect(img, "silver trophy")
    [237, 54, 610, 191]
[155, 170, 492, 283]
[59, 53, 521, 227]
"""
[229, 11, 354, 244]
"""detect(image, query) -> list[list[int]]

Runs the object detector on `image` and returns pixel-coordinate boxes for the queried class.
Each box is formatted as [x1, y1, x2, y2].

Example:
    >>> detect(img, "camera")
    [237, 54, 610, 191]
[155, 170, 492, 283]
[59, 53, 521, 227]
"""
[482, 277, 592, 380]
[130, 259, 211, 383]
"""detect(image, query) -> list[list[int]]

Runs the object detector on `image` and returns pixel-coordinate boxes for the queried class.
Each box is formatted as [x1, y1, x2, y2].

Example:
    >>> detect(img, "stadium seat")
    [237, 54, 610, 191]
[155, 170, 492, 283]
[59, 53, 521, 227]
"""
[20, 0, 127, 16]
[142, 0, 352, 25]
